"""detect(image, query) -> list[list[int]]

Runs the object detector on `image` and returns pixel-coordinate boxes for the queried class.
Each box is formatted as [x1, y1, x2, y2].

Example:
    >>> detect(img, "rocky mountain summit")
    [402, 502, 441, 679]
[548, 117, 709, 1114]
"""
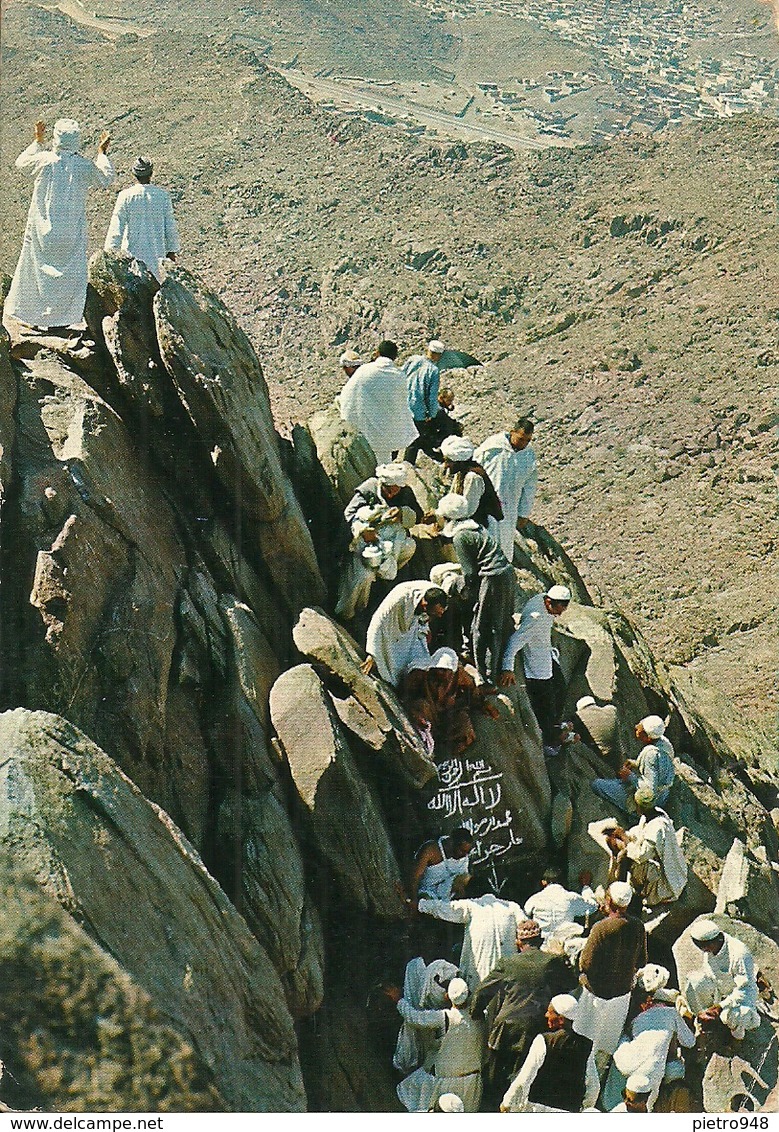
[0, 257, 777, 1111]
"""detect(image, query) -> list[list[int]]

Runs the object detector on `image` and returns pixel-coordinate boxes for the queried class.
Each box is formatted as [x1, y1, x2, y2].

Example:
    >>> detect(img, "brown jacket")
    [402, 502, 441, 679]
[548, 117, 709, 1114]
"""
[579, 914, 647, 999]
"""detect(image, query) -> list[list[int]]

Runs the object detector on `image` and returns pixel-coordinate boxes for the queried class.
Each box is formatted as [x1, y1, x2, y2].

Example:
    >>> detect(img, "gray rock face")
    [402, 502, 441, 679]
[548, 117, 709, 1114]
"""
[154, 268, 326, 615]
[292, 607, 437, 789]
[0, 708, 306, 1112]
[305, 404, 377, 507]
[715, 838, 779, 936]
[270, 664, 406, 919]
[0, 330, 14, 511]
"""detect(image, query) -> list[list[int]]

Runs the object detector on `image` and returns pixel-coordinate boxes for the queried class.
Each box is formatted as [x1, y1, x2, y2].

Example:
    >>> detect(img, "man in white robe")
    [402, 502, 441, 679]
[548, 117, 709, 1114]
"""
[680, 920, 761, 1041]
[393, 957, 459, 1074]
[338, 340, 418, 463]
[474, 419, 538, 560]
[363, 581, 451, 686]
[397, 978, 485, 1112]
[7, 118, 114, 329]
[105, 156, 180, 281]
[417, 892, 525, 990]
[523, 866, 599, 940]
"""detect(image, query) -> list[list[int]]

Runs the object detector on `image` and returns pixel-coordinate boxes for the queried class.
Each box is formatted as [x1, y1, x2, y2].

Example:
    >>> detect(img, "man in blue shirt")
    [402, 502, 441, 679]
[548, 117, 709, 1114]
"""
[403, 339, 444, 462]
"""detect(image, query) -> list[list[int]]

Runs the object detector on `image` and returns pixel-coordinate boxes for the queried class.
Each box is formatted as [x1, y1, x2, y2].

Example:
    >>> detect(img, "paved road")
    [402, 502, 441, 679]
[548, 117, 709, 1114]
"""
[280, 70, 559, 152]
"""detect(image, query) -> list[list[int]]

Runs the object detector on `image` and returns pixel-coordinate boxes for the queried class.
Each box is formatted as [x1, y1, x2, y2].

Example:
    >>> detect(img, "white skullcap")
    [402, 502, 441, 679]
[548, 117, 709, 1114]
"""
[436, 493, 472, 521]
[432, 648, 459, 672]
[639, 714, 666, 739]
[546, 584, 572, 603]
[690, 919, 723, 943]
[626, 1073, 652, 1095]
[576, 696, 596, 711]
[549, 994, 579, 1021]
[440, 435, 475, 462]
[339, 348, 361, 366]
[53, 118, 81, 153]
[362, 546, 384, 564]
[375, 462, 409, 486]
[636, 964, 670, 995]
[436, 1094, 465, 1112]
[447, 977, 469, 1006]
[608, 881, 634, 908]
[429, 339, 446, 354]
[430, 562, 462, 586]
[354, 505, 377, 524]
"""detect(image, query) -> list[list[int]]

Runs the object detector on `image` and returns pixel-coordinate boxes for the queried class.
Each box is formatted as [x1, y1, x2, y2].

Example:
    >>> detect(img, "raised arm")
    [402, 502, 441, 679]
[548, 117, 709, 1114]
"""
[15, 120, 48, 175]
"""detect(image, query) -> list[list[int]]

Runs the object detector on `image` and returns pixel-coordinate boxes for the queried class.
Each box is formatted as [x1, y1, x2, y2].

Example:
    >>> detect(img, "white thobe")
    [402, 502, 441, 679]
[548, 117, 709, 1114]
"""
[394, 957, 458, 1074]
[365, 580, 440, 685]
[7, 141, 115, 328]
[105, 183, 180, 281]
[417, 895, 524, 990]
[523, 883, 599, 939]
[682, 934, 761, 1039]
[397, 1004, 484, 1112]
[626, 811, 687, 904]
[474, 432, 538, 559]
[338, 357, 418, 464]
[607, 1004, 695, 1111]
[501, 593, 556, 679]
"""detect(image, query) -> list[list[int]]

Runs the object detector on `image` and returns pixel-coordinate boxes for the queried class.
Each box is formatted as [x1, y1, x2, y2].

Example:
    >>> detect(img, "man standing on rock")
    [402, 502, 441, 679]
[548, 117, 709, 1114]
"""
[474, 419, 538, 561]
[499, 584, 571, 755]
[338, 340, 418, 464]
[6, 118, 114, 331]
[105, 156, 180, 281]
[403, 339, 444, 462]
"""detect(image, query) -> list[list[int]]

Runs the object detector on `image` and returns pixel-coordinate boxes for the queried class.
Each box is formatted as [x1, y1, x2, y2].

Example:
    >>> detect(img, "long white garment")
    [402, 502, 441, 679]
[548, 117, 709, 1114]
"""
[573, 986, 631, 1055]
[605, 1004, 695, 1111]
[393, 957, 458, 1073]
[625, 811, 687, 904]
[338, 357, 418, 463]
[105, 183, 180, 281]
[501, 592, 555, 679]
[523, 883, 599, 939]
[365, 580, 428, 685]
[474, 432, 538, 559]
[417, 894, 524, 989]
[7, 141, 115, 327]
[397, 1005, 484, 1112]
[682, 934, 761, 1038]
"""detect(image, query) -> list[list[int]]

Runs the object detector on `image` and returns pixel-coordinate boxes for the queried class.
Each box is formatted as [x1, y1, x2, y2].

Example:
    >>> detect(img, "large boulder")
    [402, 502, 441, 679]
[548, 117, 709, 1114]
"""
[292, 607, 437, 789]
[269, 664, 406, 919]
[305, 403, 376, 508]
[714, 838, 779, 937]
[154, 267, 326, 615]
[0, 709, 306, 1112]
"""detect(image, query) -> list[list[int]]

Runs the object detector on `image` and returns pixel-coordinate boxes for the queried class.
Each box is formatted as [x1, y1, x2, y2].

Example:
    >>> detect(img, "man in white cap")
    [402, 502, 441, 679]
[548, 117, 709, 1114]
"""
[105, 155, 180, 281]
[339, 340, 418, 464]
[474, 418, 538, 560]
[501, 993, 591, 1112]
[430, 1093, 465, 1112]
[575, 695, 622, 764]
[500, 585, 571, 754]
[6, 118, 114, 331]
[403, 339, 445, 460]
[363, 581, 451, 686]
[601, 963, 695, 1112]
[338, 348, 362, 379]
[441, 435, 505, 531]
[680, 920, 761, 1041]
[592, 714, 675, 814]
[436, 493, 516, 686]
[336, 462, 422, 619]
[397, 977, 485, 1112]
[574, 880, 647, 1106]
[611, 1072, 652, 1112]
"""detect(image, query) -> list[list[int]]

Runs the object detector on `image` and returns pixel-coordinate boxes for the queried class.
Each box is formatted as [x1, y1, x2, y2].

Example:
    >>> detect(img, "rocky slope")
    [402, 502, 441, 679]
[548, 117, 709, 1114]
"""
[1, 0, 776, 737]
[0, 256, 777, 1111]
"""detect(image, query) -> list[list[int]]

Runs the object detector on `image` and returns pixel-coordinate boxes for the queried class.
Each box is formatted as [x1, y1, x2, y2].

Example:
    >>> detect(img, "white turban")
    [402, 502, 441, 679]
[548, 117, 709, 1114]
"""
[436, 1094, 465, 1112]
[689, 919, 723, 943]
[447, 977, 469, 1006]
[636, 964, 670, 995]
[608, 881, 634, 908]
[376, 462, 409, 486]
[431, 648, 459, 672]
[428, 338, 446, 354]
[626, 1073, 652, 1095]
[639, 714, 666, 740]
[339, 348, 361, 366]
[550, 994, 579, 1021]
[429, 562, 464, 594]
[440, 435, 475, 463]
[53, 118, 81, 153]
[546, 584, 572, 602]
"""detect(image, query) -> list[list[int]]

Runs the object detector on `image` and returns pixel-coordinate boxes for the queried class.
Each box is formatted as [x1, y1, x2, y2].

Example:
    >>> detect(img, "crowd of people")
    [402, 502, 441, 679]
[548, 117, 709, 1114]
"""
[332, 340, 768, 1113]
[5, 116, 770, 1117]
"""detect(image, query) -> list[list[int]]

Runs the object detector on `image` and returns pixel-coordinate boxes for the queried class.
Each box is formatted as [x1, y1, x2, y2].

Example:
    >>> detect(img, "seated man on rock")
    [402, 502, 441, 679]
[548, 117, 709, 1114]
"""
[587, 808, 687, 909]
[591, 714, 675, 815]
[680, 920, 761, 1042]
[335, 461, 421, 620]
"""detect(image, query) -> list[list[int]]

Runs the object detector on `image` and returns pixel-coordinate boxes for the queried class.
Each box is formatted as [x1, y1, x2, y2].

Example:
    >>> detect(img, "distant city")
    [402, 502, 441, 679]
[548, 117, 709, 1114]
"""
[410, 0, 779, 141]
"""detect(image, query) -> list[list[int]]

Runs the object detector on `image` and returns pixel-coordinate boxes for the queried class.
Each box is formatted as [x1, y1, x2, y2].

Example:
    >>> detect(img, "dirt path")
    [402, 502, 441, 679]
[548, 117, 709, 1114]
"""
[50, 0, 153, 38]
